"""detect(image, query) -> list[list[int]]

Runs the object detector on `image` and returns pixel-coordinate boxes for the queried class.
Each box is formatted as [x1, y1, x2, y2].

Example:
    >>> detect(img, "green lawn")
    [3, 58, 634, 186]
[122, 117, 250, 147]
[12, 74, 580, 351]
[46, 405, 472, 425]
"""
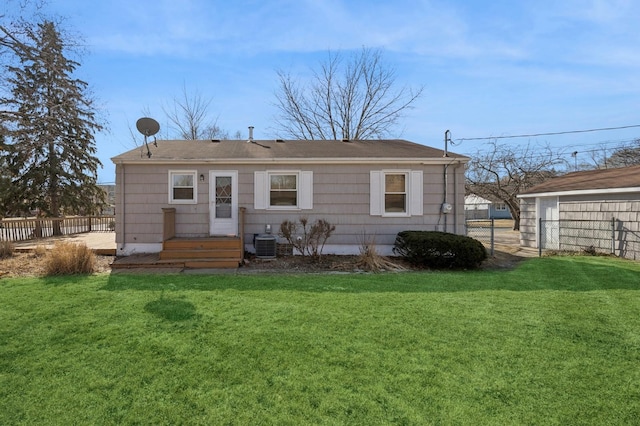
[1, 256, 639, 425]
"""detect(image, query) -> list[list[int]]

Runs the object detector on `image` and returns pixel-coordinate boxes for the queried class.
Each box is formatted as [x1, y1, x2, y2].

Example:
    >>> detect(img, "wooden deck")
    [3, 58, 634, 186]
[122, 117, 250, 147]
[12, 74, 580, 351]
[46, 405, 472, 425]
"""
[13, 232, 116, 256]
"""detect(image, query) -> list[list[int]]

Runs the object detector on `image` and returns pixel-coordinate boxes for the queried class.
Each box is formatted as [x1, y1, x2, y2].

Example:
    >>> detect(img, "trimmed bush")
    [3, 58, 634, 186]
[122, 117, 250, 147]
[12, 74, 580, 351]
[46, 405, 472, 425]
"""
[393, 231, 487, 269]
[45, 242, 96, 276]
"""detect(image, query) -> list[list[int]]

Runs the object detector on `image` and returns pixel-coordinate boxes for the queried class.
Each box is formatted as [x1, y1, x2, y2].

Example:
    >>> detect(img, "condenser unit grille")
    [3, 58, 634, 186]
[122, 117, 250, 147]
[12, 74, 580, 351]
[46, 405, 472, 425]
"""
[255, 235, 277, 259]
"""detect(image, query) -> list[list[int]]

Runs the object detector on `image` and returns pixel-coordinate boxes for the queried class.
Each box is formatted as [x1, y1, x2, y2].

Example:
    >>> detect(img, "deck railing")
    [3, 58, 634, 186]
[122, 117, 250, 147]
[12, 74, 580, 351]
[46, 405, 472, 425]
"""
[0, 216, 115, 242]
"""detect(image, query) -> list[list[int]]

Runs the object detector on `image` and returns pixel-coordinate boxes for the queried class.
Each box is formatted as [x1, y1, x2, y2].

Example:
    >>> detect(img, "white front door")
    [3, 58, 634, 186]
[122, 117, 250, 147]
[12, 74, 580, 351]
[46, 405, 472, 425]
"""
[538, 196, 559, 250]
[209, 171, 238, 236]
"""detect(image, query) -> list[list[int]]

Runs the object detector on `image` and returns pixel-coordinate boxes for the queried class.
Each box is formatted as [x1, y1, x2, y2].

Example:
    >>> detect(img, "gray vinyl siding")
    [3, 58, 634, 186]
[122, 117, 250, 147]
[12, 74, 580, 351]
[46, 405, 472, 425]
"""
[519, 198, 537, 248]
[518, 193, 640, 260]
[116, 161, 466, 252]
[559, 198, 640, 260]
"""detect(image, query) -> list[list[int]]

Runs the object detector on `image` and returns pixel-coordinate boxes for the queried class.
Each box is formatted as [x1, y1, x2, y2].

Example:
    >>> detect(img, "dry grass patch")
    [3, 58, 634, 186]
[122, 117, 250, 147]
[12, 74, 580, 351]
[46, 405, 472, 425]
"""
[0, 240, 14, 259]
[33, 244, 48, 258]
[45, 242, 96, 275]
[356, 236, 406, 272]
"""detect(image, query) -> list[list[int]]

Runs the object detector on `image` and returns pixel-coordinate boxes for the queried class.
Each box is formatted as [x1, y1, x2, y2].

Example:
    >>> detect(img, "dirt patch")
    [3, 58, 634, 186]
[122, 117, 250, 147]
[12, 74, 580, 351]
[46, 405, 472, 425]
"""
[242, 254, 411, 273]
[1, 249, 526, 278]
[241, 250, 526, 273]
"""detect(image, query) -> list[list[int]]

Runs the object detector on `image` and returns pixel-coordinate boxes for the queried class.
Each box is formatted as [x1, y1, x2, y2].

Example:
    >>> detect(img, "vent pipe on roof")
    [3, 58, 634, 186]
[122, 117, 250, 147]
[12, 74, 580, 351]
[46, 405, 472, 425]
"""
[443, 129, 451, 157]
[247, 126, 254, 143]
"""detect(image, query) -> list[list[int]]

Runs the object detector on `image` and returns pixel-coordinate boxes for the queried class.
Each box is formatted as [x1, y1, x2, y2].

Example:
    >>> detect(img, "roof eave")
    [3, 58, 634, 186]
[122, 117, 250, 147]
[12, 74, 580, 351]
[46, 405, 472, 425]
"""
[111, 156, 470, 165]
[518, 186, 640, 198]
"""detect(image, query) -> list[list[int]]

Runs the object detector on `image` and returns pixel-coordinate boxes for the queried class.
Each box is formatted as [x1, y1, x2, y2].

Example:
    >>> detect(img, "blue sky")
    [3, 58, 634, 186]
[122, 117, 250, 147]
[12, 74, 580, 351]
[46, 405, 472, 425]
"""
[10, 0, 640, 183]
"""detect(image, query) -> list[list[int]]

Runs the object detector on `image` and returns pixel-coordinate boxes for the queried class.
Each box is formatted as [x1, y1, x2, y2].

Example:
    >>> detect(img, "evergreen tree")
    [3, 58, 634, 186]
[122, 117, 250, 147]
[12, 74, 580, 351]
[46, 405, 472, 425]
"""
[0, 20, 104, 227]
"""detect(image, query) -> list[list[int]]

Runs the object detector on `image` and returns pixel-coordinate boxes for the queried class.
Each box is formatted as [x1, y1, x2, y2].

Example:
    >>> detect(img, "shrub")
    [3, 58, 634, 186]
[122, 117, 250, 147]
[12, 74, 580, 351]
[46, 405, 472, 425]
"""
[45, 242, 96, 275]
[393, 231, 487, 269]
[0, 240, 14, 259]
[279, 217, 336, 258]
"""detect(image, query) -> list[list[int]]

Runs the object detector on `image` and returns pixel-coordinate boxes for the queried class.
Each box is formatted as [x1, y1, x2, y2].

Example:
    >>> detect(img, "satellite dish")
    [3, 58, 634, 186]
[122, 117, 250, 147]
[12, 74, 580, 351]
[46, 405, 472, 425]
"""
[135, 117, 160, 158]
[136, 117, 160, 136]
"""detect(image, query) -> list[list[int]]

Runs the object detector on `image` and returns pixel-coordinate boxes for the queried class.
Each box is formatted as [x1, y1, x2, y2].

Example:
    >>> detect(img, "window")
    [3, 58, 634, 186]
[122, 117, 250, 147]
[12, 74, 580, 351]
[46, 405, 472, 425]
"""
[495, 203, 507, 211]
[384, 174, 407, 213]
[370, 170, 422, 217]
[254, 171, 313, 210]
[169, 170, 197, 204]
[270, 174, 297, 206]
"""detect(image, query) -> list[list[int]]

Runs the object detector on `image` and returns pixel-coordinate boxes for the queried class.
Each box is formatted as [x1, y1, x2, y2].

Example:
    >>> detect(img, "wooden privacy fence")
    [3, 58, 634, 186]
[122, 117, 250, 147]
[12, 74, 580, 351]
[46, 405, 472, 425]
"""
[0, 216, 115, 242]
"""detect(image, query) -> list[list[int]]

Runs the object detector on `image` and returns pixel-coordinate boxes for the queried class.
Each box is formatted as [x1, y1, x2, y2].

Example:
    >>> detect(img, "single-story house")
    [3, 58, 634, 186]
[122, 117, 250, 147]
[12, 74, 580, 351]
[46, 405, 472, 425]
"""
[111, 138, 468, 258]
[464, 194, 512, 220]
[518, 165, 640, 260]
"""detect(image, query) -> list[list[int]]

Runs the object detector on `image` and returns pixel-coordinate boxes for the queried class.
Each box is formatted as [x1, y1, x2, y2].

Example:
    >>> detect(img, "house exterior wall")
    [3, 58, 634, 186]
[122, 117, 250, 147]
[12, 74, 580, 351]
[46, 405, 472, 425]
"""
[519, 193, 640, 260]
[464, 196, 512, 220]
[519, 198, 537, 248]
[115, 161, 466, 255]
[489, 205, 513, 219]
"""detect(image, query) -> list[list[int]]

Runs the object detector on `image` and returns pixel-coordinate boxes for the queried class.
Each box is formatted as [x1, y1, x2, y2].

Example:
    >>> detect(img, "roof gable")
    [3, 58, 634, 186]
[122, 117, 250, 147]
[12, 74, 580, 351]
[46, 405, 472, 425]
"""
[521, 165, 640, 195]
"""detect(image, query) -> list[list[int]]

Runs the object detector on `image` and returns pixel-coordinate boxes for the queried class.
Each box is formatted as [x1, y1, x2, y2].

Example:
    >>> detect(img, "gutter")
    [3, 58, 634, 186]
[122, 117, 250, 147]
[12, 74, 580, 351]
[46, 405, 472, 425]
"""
[518, 186, 640, 198]
[111, 157, 470, 166]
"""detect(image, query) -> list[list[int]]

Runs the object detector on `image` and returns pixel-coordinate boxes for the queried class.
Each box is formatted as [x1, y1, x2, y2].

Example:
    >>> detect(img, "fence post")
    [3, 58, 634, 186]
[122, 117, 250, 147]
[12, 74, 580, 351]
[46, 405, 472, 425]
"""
[611, 217, 616, 255]
[490, 218, 495, 257]
[538, 217, 542, 257]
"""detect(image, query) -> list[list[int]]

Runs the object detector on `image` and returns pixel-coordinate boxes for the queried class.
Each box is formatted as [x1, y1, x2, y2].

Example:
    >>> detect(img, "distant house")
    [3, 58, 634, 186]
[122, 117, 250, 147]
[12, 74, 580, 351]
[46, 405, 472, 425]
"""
[111, 138, 468, 259]
[464, 195, 512, 220]
[98, 184, 116, 215]
[518, 165, 640, 260]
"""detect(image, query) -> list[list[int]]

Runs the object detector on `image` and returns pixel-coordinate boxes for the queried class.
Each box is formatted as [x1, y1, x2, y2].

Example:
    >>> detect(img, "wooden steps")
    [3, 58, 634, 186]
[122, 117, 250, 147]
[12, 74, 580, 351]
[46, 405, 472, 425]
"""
[111, 237, 243, 270]
[161, 237, 242, 269]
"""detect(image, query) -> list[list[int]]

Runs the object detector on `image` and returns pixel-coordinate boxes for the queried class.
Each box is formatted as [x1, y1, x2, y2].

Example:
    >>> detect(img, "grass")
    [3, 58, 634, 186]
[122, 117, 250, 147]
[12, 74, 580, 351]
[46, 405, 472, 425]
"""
[1, 256, 639, 425]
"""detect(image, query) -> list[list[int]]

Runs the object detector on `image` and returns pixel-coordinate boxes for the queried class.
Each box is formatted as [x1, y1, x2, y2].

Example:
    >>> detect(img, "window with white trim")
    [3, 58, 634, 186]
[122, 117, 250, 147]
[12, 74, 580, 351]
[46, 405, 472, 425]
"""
[495, 203, 507, 211]
[254, 171, 313, 210]
[270, 174, 297, 207]
[384, 173, 407, 213]
[370, 170, 423, 217]
[169, 170, 197, 204]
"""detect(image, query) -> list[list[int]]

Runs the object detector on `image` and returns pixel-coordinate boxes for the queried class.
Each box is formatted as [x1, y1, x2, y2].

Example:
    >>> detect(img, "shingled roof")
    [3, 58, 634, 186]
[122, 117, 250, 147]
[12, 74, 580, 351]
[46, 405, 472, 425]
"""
[111, 139, 467, 164]
[520, 165, 640, 196]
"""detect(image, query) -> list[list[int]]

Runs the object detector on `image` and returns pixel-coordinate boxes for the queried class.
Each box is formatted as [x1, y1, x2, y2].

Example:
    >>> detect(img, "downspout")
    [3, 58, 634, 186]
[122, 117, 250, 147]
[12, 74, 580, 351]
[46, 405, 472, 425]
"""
[442, 130, 451, 233]
[443, 164, 448, 232]
[119, 163, 125, 253]
[453, 162, 458, 234]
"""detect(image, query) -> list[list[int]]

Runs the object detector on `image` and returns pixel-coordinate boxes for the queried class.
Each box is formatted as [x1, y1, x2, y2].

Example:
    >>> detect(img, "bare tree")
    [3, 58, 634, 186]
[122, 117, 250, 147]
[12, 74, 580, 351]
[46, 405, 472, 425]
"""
[466, 141, 564, 230]
[273, 47, 423, 140]
[602, 139, 640, 168]
[163, 85, 229, 140]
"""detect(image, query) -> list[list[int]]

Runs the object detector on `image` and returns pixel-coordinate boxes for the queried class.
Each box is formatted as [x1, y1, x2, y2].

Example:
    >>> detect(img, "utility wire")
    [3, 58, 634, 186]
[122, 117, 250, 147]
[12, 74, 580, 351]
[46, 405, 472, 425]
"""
[455, 124, 640, 142]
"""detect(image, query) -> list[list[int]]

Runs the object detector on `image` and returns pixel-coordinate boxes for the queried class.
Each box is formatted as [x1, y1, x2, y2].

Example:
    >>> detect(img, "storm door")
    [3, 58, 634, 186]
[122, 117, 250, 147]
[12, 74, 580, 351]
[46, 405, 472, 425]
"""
[209, 171, 238, 236]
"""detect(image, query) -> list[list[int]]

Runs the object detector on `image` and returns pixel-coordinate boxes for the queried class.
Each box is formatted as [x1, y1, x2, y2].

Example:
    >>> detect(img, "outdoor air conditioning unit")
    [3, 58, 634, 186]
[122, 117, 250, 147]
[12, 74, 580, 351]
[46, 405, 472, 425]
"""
[255, 234, 277, 259]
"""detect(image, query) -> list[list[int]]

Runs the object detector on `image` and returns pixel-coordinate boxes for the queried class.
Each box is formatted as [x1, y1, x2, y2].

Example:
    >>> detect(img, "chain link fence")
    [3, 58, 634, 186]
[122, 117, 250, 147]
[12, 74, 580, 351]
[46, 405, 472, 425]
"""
[539, 218, 640, 260]
[466, 219, 495, 255]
